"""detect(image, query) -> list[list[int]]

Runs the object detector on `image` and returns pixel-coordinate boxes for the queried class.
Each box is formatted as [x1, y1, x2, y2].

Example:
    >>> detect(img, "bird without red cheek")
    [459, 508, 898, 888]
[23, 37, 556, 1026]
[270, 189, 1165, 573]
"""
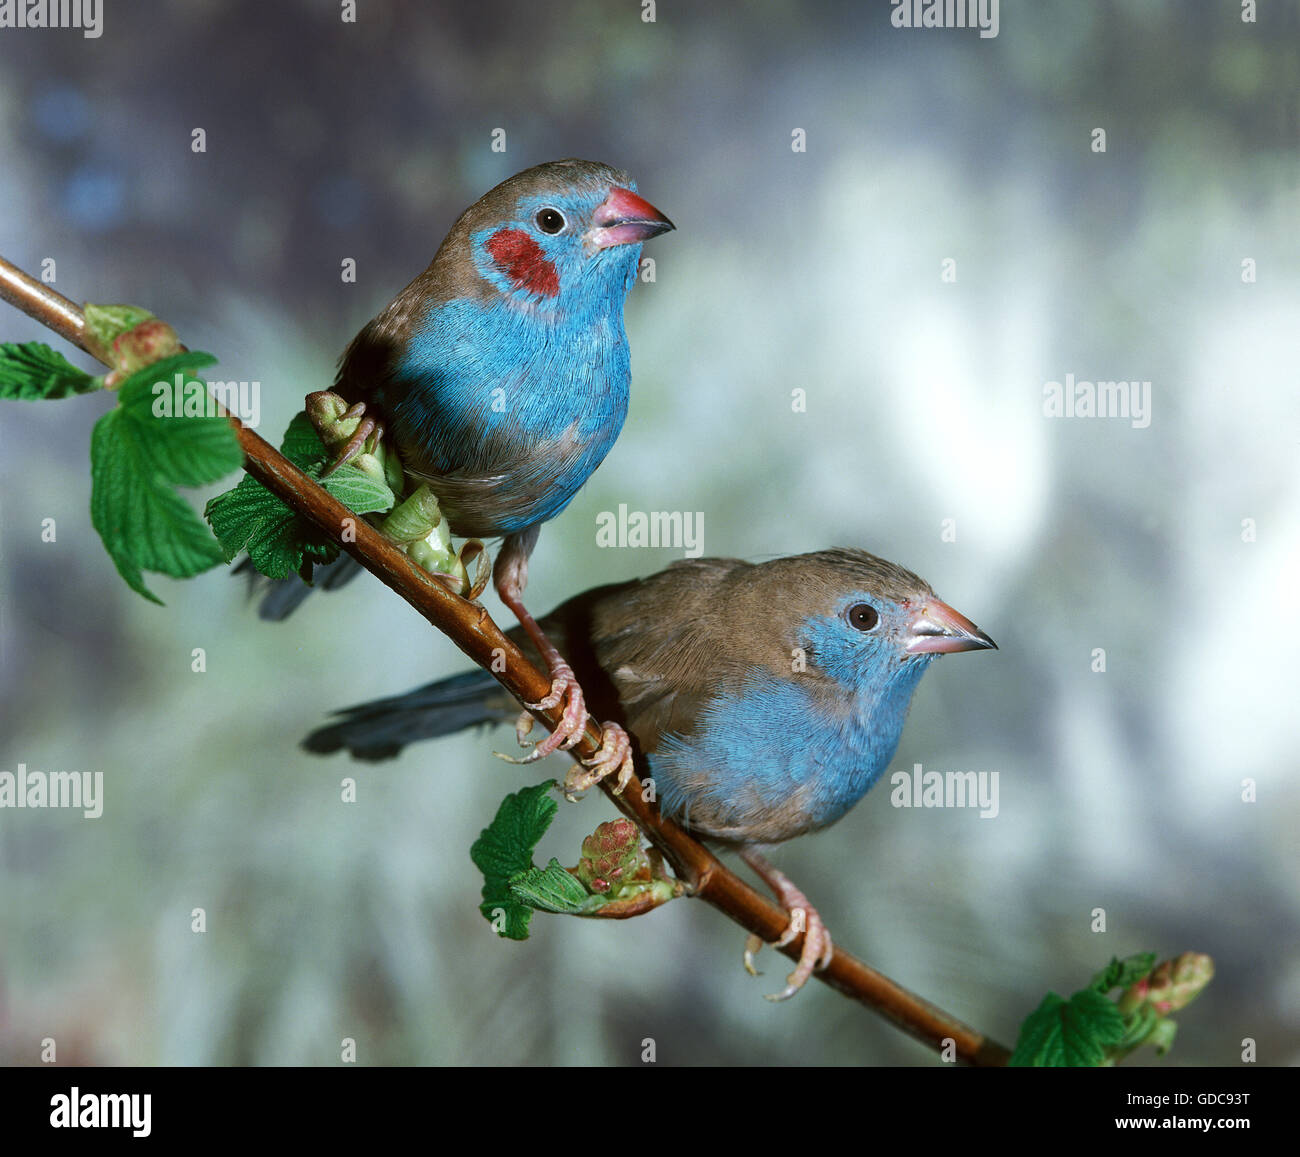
[304, 548, 996, 1000]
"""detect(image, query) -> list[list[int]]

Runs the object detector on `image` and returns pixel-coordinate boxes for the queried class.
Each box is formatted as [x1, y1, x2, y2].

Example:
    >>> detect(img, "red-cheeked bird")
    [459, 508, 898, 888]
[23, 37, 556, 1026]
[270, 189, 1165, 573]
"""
[257, 159, 674, 792]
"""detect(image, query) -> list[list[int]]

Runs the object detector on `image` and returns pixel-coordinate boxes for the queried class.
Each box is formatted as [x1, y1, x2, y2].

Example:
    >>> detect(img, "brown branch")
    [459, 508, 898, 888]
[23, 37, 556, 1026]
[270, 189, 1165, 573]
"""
[0, 254, 1012, 1066]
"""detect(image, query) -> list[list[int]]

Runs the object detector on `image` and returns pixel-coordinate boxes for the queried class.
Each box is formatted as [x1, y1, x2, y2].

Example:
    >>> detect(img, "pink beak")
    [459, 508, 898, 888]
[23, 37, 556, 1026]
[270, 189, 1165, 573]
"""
[906, 598, 997, 655]
[589, 186, 675, 249]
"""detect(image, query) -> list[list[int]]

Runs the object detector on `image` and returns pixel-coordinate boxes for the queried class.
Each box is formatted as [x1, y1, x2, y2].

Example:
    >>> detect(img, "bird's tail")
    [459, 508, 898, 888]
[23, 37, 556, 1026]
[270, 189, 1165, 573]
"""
[301, 667, 511, 760]
[236, 553, 365, 621]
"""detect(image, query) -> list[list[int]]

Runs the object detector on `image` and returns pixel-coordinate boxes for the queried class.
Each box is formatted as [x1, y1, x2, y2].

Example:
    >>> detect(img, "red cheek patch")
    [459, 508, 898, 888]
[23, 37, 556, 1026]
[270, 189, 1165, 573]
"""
[485, 228, 560, 297]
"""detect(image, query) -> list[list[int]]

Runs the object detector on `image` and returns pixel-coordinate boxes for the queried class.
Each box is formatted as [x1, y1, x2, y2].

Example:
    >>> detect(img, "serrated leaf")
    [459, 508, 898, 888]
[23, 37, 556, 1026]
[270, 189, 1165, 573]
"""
[204, 411, 394, 581]
[471, 781, 558, 880]
[84, 349, 241, 603]
[470, 781, 559, 941]
[478, 894, 534, 941]
[275, 414, 395, 515]
[1010, 988, 1128, 1067]
[279, 411, 330, 467]
[114, 352, 242, 486]
[1009, 993, 1066, 1068]
[0, 341, 99, 400]
[1089, 952, 1158, 994]
[206, 470, 339, 578]
[90, 410, 226, 604]
[510, 859, 593, 914]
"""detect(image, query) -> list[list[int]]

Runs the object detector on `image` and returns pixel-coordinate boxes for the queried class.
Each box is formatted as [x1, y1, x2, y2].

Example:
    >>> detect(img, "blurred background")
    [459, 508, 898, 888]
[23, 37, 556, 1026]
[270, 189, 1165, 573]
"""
[1, 0, 1297, 1066]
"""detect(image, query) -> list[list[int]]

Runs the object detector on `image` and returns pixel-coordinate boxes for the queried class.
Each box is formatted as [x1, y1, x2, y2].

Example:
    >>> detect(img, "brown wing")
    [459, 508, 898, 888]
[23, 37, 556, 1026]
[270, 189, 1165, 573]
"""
[516, 558, 781, 754]
[506, 547, 931, 753]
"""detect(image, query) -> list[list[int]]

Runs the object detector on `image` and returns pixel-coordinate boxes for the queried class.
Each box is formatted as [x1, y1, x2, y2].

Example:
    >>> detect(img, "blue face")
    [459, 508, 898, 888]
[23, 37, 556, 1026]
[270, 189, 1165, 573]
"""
[800, 590, 935, 705]
[469, 186, 643, 315]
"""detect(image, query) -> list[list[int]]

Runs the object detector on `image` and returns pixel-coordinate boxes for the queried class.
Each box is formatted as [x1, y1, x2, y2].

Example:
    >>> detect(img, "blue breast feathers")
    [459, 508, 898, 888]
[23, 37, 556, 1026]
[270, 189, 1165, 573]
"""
[647, 660, 931, 843]
[383, 290, 633, 533]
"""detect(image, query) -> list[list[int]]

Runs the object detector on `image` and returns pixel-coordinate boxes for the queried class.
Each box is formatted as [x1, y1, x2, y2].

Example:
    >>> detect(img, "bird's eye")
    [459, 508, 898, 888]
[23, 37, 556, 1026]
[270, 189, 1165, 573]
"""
[847, 603, 879, 631]
[535, 208, 566, 234]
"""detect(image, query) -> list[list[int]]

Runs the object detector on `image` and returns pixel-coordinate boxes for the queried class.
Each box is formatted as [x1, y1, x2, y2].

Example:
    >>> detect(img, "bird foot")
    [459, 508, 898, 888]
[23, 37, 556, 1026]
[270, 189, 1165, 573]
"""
[305, 391, 386, 476]
[521, 656, 588, 751]
[740, 859, 834, 1001]
[561, 721, 635, 801]
[494, 659, 634, 800]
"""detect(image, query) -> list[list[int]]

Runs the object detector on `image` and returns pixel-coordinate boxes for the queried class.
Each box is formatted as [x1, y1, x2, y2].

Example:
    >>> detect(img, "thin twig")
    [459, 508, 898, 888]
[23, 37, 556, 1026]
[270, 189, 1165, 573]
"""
[0, 254, 1012, 1066]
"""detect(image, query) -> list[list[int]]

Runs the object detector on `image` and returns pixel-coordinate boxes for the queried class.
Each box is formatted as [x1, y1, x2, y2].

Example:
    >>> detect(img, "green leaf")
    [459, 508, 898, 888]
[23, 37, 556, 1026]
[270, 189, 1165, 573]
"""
[91, 414, 225, 603]
[1117, 1002, 1161, 1051]
[1010, 988, 1128, 1067]
[280, 411, 330, 467]
[116, 352, 242, 485]
[470, 781, 559, 941]
[1010, 993, 1066, 1067]
[88, 351, 242, 603]
[471, 780, 557, 879]
[206, 471, 337, 578]
[510, 859, 594, 915]
[320, 466, 396, 515]
[0, 342, 99, 400]
[275, 414, 397, 520]
[1089, 952, 1158, 994]
[204, 412, 395, 581]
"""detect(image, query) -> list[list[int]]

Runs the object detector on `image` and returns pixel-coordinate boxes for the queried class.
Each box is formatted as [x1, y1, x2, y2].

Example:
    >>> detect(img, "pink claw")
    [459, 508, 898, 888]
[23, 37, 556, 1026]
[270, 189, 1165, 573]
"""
[523, 659, 589, 759]
[561, 722, 634, 800]
[739, 850, 835, 1001]
[494, 656, 635, 801]
[496, 659, 589, 766]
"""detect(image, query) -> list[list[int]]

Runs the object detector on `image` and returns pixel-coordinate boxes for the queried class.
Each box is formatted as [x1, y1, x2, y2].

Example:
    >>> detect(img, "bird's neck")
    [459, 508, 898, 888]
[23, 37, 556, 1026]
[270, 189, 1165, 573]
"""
[843, 666, 919, 757]
[797, 660, 933, 828]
